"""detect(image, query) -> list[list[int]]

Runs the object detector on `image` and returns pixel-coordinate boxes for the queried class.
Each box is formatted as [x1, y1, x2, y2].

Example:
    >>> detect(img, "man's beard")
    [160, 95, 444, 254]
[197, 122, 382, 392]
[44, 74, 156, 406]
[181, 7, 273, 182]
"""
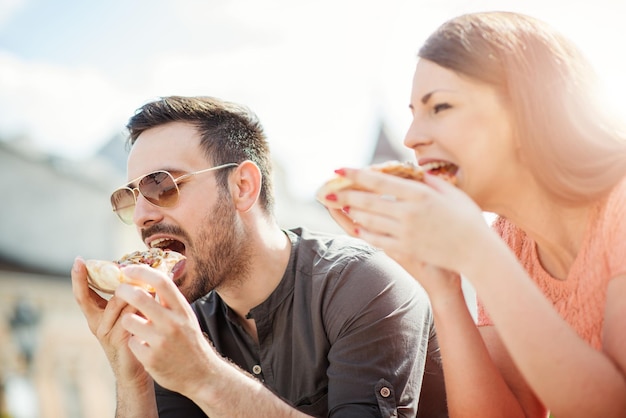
[184, 196, 251, 302]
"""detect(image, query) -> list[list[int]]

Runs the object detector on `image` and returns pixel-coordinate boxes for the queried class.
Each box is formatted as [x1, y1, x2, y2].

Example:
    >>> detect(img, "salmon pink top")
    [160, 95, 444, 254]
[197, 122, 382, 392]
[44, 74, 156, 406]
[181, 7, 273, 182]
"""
[478, 177, 626, 350]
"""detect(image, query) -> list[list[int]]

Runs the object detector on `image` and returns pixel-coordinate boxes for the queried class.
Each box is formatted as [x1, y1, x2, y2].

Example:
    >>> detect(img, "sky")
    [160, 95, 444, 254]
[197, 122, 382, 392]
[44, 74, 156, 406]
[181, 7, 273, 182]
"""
[1, 0, 626, 199]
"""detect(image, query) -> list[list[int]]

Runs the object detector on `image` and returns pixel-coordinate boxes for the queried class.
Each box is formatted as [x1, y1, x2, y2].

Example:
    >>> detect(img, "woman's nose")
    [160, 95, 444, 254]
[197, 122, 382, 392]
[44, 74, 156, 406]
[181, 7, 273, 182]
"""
[403, 119, 433, 152]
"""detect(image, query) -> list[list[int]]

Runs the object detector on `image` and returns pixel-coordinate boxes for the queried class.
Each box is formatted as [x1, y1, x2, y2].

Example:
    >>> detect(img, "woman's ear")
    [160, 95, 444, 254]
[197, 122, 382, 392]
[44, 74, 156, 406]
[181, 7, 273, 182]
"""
[231, 160, 262, 213]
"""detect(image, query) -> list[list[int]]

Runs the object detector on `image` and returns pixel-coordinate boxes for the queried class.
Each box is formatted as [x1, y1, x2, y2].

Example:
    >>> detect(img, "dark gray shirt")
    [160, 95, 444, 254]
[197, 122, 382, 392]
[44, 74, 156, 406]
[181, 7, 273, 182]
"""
[155, 228, 443, 417]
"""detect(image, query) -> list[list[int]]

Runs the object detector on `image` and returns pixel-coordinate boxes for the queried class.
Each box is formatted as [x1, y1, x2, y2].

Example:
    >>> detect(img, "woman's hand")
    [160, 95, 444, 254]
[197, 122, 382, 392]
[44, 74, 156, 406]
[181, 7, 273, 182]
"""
[323, 168, 489, 274]
[407, 261, 464, 305]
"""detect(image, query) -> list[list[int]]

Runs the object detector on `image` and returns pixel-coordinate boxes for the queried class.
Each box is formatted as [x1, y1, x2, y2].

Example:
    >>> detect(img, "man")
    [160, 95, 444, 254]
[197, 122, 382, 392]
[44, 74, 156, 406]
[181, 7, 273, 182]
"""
[71, 96, 445, 417]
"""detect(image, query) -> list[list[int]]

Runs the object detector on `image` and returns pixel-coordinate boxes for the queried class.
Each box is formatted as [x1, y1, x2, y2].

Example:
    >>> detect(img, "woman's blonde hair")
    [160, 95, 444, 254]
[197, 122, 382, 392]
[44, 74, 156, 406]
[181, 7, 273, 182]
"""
[419, 11, 626, 203]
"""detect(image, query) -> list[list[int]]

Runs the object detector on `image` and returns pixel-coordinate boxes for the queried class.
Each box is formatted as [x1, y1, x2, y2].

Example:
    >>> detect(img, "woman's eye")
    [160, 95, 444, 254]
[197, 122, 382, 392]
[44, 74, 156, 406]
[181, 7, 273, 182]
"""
[433, 103, 451, 114]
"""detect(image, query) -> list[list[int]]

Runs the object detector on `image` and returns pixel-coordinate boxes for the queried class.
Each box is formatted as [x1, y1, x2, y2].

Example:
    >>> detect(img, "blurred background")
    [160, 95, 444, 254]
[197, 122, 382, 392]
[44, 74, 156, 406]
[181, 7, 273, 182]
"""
[1, 0, 625, 416]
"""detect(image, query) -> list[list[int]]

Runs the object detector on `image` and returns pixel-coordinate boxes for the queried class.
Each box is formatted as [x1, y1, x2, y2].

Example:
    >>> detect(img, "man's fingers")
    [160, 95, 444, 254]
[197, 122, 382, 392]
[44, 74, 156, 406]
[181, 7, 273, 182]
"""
[71, 257, 107, 315]
[117, 264, 188, 313]
[96, 296, 133, 336]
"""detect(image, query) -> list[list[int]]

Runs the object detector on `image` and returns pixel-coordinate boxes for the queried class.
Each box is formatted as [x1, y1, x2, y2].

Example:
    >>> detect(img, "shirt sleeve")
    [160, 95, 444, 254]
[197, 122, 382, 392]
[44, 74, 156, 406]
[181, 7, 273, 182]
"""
[155, 383, 207, 418]
[321, 251, 435, 418]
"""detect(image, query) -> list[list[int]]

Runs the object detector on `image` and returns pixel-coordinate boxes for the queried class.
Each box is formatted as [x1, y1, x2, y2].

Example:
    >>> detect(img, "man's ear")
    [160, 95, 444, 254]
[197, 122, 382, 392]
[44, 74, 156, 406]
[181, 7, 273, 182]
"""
[231, 160, 262, 213]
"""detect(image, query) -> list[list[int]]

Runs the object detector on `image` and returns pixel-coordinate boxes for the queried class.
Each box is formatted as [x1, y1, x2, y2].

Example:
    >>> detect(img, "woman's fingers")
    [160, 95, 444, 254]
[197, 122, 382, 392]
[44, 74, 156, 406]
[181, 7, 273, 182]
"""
[326, 207, 360, 237]
[334, 167, 433, 201]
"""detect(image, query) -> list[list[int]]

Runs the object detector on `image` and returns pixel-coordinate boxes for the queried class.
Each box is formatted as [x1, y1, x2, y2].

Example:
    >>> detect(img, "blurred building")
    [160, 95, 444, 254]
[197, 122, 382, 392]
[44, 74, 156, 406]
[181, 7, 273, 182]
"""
[0, 125, 406, 417]
[0, 138, 139, 418]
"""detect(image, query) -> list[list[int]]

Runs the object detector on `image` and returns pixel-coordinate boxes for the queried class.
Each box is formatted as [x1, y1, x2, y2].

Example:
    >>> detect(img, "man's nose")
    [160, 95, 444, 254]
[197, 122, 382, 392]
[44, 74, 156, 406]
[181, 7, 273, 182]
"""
[132, 193, 163, 227]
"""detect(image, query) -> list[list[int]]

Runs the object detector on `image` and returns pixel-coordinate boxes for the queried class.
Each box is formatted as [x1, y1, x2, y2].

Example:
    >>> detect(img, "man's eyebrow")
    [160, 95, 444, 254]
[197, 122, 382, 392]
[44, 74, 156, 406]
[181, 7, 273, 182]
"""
[125, 173, 145, 188]
[125, 168, 178, 187]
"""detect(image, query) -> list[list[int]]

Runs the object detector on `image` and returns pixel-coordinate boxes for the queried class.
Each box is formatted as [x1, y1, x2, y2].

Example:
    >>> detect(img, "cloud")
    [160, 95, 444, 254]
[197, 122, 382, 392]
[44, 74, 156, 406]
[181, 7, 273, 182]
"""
[0, 51, 141, 158]
[0, 0, 26, 27]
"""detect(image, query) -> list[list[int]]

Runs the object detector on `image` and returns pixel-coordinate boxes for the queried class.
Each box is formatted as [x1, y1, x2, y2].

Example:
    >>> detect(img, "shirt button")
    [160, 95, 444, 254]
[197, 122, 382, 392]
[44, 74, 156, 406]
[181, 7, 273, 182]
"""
[252, 365, 262, 375]
[380, 387, 391, 398]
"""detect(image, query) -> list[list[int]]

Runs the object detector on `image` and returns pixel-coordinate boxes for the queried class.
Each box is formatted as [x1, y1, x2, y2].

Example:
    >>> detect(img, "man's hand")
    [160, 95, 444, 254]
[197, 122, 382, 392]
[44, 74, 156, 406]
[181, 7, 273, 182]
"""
[71, 257, 153, 387]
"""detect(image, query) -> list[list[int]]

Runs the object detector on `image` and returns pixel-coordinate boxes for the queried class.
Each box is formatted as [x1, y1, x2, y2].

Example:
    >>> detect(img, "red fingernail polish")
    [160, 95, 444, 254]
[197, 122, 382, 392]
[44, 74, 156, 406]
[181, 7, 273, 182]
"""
[325, 194, 337, 201]
[354, 227, 360, 235]
[342, 206, 350, 214]
[334, 168, 346, 176]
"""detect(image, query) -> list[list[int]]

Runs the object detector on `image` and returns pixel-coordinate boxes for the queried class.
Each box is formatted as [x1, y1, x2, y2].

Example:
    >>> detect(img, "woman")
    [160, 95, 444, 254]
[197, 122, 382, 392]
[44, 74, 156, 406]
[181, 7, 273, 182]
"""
[320, 11, 626, 418]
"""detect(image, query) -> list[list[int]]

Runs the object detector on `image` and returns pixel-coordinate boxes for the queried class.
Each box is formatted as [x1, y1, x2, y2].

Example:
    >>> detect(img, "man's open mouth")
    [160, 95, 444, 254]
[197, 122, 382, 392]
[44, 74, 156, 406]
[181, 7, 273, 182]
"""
[150, 237, 186, 257]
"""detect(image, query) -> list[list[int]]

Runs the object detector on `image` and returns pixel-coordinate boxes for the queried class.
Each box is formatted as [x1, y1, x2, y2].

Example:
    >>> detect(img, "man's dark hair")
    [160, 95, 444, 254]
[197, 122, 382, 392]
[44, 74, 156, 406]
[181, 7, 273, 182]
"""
[126, 95, 275, 214]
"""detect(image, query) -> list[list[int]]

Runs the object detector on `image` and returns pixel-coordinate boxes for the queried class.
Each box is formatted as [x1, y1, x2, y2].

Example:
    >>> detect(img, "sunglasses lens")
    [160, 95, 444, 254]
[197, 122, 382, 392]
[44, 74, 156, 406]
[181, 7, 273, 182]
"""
[110, 170, 185, 225]
[111, 189, 136, 225]
[138, 171, 179, 207]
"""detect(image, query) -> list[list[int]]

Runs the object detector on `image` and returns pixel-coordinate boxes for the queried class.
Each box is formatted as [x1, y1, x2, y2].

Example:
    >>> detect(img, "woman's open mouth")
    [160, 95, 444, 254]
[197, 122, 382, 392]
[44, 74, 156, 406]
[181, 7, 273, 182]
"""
[420, 161, 458, 180]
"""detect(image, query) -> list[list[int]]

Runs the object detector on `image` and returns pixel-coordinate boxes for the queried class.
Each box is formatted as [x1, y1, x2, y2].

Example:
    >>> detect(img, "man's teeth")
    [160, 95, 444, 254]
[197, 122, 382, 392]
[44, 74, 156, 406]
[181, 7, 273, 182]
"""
[150, 238, 172, 248]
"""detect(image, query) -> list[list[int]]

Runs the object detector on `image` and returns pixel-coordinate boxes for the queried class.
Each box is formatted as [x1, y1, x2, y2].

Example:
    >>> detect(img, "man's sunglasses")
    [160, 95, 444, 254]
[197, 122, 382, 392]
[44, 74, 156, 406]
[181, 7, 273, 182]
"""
[110, 163, 239, 225]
